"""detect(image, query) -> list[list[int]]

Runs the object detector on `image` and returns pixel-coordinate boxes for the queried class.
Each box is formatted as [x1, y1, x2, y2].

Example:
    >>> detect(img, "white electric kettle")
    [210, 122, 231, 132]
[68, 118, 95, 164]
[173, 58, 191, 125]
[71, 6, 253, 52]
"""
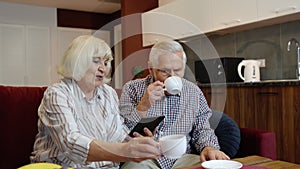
[237, 60, 261, 82]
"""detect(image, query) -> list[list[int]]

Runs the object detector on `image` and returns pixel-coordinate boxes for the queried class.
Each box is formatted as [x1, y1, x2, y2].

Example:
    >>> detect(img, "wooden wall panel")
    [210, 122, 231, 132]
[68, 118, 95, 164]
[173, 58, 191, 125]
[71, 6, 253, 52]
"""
[120, 0, 158, 84]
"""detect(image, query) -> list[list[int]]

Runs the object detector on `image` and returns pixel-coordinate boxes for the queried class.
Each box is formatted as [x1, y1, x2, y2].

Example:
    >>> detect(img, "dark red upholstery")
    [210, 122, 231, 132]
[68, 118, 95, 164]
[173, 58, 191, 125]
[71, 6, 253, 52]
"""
[115, 88, 122, 99]
[0, 85, 276, 169]
[236, 128, 277, 160]
[0, 85, 47, 169]
[211, 110, 277, 160]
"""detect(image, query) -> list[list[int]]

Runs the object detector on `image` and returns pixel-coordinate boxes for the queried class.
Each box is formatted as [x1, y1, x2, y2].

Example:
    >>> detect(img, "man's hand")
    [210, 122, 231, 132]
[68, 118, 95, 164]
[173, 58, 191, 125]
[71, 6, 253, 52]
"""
[200, 146, 230, 162]
[147, 81, 165, 105]
[137, 81, 164, 116]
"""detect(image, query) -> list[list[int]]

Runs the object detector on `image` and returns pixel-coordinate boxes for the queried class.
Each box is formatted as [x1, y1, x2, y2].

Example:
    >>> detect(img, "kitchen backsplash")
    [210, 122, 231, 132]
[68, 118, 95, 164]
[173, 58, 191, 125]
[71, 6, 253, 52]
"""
[183, 19, 300, 82]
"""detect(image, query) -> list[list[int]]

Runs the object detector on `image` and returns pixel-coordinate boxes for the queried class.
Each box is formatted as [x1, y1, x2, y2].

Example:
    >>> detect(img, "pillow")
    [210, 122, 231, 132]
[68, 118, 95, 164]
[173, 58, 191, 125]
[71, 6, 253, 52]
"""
[210, 110, 241, 158]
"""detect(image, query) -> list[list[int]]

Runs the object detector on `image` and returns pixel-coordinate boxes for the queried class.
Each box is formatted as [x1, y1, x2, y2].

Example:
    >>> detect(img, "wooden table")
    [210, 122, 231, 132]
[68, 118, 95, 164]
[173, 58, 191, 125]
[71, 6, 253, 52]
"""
[254, 160, 300, 169]
[177, 155, 300, 169]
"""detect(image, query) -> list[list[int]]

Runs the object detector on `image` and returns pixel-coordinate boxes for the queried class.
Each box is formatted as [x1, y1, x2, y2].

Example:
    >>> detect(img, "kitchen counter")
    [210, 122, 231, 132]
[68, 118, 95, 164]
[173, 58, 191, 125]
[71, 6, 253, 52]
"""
[198, 80, 300, 164]
[197, 79, 300, 88]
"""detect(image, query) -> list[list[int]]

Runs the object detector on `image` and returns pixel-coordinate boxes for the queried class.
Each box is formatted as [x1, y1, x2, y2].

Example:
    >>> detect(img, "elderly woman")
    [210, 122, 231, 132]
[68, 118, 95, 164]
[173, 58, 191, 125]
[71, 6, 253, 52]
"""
[30, 35, 161, 169]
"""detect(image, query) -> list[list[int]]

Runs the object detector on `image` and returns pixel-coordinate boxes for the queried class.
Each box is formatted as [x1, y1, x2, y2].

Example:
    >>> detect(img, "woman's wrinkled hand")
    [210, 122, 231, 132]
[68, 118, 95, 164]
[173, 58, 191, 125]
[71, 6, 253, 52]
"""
[123, 137, 162, 162]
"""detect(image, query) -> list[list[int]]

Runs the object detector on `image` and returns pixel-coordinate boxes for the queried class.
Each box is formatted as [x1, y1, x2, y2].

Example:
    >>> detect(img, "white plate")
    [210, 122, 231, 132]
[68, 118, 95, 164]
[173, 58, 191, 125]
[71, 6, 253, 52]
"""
[201, 160, 243, 169]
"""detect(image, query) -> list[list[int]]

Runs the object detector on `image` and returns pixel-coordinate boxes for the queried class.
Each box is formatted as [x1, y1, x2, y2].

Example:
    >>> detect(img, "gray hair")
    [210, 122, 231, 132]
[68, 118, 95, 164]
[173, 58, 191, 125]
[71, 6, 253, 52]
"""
[57, 35, 113, 83]
[149, 40, 187, 68]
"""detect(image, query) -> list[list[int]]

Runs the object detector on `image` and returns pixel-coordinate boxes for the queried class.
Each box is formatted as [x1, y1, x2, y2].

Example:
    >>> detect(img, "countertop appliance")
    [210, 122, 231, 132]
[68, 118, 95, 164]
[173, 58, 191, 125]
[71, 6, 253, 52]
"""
[237, 59, 261, 82]
[195, 57, 244, 83]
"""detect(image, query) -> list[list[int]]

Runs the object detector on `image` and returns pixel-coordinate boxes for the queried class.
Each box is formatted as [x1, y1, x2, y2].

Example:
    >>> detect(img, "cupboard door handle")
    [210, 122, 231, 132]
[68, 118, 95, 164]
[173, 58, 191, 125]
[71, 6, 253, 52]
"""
[274, 6, 296, 14]
[257, 91, 279, 95]
[222, 19, 241, 26]
[208, 92, 225, 95]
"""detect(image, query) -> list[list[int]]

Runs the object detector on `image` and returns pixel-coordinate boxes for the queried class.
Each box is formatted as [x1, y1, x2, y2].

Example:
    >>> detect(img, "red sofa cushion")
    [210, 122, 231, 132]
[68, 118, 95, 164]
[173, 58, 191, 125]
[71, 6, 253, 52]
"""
[237, 128, 277, 160]
[0, 85, 47, 169]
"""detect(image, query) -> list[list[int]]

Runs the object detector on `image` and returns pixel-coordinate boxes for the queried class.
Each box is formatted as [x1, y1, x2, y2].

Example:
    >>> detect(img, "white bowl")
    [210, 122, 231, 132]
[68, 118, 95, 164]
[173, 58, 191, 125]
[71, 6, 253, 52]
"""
[159, 134, 186, 159]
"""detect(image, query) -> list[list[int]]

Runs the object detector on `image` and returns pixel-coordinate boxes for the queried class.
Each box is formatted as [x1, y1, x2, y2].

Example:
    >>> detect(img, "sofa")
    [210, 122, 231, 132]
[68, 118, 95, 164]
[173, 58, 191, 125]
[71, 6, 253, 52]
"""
[0, 85, 277, 169]
[0, 85, 47, 169]
[209, 110, 277, 160]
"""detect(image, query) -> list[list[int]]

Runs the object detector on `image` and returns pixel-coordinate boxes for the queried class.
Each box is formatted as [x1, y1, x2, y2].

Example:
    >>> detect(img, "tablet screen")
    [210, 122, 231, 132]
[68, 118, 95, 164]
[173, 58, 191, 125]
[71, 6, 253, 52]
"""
[128, 116, 165, 137]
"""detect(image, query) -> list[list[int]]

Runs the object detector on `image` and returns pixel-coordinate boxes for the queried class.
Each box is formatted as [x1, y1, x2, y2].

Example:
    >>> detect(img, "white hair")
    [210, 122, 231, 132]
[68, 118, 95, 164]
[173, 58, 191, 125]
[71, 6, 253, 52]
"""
[149, 40, 187, 68]
[57, 35, 113, 83]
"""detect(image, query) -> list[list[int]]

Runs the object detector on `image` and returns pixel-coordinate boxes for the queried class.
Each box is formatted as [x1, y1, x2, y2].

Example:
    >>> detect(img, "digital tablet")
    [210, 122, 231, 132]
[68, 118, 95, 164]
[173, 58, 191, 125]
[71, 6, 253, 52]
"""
[129, 116, 165, 137]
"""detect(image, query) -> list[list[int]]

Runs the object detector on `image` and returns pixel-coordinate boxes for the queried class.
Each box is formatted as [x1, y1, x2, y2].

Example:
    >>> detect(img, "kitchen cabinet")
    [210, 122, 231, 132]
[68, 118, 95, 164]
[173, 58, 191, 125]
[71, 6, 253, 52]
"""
[201, 86, 240, 124]
[158, 0, 175, 6]
[0, 23, 110, 86]
[26, 26, 51, 86]
[164, 0, 212, 33]
[211, 0, 257, 31]
[0, 2, 112, 86]
[201, 86, 226, 112]
[142, 0, 300, 46]
[141, 0, 211, 46]
[142, 0, 258, 46]
[0, 24, 25, 85]
[0, 24, 51, 86]
[253, 87, 283, 160]
[257, 0, 300, 21]
[281, 86, 300, 163]
[200, 84, 300, 163]
[238, 87, 256, 129]
[141, 11, 184, 46]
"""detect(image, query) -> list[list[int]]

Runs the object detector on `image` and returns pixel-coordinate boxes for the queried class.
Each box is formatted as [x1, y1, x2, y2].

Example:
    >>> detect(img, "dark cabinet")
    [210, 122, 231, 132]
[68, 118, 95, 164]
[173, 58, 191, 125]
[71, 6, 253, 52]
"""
[238, 87, 256, 129]
[200, 84, 300, 163]
[281, 86, 300, 163]
[201, 86, 242, 126]
[253, 87, 283, 160]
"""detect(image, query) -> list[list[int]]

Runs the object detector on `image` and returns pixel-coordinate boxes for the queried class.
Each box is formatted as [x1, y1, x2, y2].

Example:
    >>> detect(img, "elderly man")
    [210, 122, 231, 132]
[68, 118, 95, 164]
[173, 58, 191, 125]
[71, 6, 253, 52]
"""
[119, 40, 229, 169]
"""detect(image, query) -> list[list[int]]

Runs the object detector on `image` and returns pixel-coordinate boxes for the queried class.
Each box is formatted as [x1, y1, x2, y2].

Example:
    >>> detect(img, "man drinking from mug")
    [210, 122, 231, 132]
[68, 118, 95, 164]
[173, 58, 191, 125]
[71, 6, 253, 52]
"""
[119, 40, 229, 169]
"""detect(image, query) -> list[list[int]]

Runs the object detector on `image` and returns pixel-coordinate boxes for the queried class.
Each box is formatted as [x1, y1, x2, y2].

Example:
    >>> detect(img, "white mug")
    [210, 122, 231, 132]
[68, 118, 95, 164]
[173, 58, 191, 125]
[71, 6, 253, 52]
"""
[164, 76, 183, 95]
[159, 134, 187, 159]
